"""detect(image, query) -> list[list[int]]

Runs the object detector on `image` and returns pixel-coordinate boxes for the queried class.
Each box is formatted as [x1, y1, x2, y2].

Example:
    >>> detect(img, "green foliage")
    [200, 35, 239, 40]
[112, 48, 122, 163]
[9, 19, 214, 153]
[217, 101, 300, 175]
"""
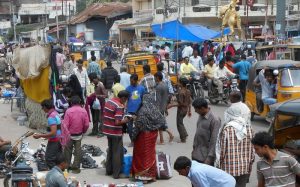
[6, 24, 41, 41]
[76, 0, 86, 13]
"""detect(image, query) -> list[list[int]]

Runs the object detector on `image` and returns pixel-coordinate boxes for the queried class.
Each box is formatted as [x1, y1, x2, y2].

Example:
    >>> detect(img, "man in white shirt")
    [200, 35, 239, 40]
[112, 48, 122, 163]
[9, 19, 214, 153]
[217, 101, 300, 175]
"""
[189, 50, 204, 71]
[182, 44, 193, 58]
[148, 44, 154, 53]
[121, 45, 130, 61]
[119, 66, 131, 88]
[72, 59, 90, 96]
[213, 59, 235, 99]
[164, 42, 171, 54]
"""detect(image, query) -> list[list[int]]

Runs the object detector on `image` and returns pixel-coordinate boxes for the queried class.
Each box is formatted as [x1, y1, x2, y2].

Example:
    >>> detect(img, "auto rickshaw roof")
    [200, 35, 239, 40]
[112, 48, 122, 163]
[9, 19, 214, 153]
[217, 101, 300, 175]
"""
[275, 98, 300, 116]
[125, 51, 154, 58]
[252, 60, 300, 70]
[82, 46, 101, 51]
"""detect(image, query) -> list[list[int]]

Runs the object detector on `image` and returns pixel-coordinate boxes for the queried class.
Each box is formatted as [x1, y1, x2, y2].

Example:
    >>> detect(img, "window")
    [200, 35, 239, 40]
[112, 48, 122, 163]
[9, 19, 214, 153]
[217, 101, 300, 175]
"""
[280, 69, 300, 87]
[276, 114, 300, 130]
[141, 32, 155, 39]
[169, 7, 178, 13]
[192, 7, 211, 12]
[156, 9, 164, 14]
[191, 0, 199, 6]
[135, 59, 148, 65]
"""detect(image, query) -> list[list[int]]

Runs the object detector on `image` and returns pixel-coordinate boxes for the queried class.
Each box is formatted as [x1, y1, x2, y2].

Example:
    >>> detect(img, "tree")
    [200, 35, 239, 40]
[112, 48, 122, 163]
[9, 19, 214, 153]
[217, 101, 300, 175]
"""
[76, 0, 86, 13]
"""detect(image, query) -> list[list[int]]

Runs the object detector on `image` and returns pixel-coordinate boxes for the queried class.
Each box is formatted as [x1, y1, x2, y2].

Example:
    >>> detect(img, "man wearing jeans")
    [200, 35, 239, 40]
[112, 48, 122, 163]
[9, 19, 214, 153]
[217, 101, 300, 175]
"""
[125, 74, 145, 142]
[63, 96, 89, 174]
[233, 54, 251, 102]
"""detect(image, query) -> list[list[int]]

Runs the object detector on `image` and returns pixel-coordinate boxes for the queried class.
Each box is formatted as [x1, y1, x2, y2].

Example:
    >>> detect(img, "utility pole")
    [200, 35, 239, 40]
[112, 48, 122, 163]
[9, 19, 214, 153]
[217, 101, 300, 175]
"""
[13, 6, 16, 42]
[276, 0, 286, 37]
[56, 2, 59, 40]
[10, 1, 17, 41]
[62, 0, 64, 17]
[183, 0, 186, 17]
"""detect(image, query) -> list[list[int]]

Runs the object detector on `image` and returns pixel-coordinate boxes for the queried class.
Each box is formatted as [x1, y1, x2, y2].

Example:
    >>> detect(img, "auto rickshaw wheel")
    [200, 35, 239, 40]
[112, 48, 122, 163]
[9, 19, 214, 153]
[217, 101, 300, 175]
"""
[251, 112, 255, 121]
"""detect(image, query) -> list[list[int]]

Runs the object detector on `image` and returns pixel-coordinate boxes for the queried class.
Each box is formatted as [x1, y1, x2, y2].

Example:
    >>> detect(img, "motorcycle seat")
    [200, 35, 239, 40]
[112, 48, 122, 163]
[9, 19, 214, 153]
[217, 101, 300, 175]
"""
[12, 166, 33, 174]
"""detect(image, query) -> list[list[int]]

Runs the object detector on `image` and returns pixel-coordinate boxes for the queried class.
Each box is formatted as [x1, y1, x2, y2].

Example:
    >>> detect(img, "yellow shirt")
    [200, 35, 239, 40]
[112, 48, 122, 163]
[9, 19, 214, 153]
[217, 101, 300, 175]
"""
[180, 63, 197, 75]
[204, 64, 217, 78]
[86, 83, 95, 96]
[112, 83, 125, 97]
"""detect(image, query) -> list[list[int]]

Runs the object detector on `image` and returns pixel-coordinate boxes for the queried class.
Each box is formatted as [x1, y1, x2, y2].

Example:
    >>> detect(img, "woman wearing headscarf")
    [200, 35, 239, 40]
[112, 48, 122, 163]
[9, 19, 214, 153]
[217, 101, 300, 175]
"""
[131, 94, 165, 183]
[67, 74, 84, 104]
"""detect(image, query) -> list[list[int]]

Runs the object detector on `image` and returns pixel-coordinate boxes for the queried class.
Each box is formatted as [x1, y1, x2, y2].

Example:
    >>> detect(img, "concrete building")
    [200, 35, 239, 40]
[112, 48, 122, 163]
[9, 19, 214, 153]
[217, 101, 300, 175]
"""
[69, 2, 132, 41]
[129, 0, 300, 40]
[18, 0, 76, 24]
[0, 0, 19, 36]
[286, 0, 300, 37]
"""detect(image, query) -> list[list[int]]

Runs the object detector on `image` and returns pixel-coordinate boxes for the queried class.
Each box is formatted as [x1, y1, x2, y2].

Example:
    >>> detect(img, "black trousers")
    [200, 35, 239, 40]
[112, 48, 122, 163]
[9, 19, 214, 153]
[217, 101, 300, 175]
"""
[45, 141, 62, 169]
[91, 108, 101, 134]
[239, 80, 248, 102]
[106, 136, 123, 179]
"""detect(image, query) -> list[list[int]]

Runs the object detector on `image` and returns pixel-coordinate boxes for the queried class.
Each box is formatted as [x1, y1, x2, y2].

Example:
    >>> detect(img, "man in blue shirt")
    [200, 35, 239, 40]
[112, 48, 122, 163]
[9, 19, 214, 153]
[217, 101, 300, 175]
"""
[174, 156, 236, 187]
[126, 74, 145, 141]
[233, 54, 251, 102]
[87, 56, 101, 77]
[45, 153, 68, 187]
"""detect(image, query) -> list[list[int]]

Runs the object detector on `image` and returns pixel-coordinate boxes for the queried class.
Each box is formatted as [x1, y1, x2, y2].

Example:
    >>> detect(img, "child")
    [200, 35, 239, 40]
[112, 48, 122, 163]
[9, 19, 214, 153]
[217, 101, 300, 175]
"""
[168, 77, 192, 143]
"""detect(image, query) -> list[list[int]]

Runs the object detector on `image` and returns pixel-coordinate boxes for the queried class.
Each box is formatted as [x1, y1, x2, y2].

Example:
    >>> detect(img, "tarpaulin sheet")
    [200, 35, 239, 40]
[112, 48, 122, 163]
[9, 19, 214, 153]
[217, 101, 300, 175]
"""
[21, 66, 51, 103]
[151, 20, 230, 42]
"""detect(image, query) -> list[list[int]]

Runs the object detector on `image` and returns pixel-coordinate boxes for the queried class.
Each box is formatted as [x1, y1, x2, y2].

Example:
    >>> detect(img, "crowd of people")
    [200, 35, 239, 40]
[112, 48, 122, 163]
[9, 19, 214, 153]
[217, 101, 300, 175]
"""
[0, 41, 297, 187]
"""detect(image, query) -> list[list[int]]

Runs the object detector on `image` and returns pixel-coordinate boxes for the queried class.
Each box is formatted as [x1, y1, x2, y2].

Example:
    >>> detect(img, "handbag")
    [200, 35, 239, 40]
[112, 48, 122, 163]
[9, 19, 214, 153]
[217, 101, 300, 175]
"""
[92, 98, 101, 110]
[156, 152, 173, 179]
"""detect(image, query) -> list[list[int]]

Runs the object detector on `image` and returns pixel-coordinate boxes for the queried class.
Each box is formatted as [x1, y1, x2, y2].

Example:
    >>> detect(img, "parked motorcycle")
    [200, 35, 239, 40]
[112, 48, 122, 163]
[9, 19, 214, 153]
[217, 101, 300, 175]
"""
[207, 76, 239, 105]
[2, 131, 37, 187]
[187, 71, 205, 99]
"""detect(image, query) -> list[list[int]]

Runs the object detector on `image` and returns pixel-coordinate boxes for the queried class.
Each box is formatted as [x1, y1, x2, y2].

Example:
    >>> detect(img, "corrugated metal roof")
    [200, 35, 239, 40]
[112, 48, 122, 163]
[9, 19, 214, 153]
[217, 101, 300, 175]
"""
[70, 2, 132, 25]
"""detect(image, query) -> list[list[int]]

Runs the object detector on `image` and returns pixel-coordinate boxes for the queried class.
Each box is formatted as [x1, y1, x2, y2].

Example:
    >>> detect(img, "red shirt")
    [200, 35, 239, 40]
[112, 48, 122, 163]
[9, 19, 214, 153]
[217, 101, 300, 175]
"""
[102, 98, 125, 137]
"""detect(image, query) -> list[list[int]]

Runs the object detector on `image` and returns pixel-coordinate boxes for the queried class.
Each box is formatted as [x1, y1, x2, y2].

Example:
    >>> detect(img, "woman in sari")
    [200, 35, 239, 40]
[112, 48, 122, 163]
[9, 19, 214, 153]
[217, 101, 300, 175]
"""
[131, 94, 165, 183]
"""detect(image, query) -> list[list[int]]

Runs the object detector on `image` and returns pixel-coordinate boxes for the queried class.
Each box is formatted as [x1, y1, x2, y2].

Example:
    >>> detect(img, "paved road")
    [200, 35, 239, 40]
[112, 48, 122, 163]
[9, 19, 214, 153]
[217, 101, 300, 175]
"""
[0, 96, 269, 186]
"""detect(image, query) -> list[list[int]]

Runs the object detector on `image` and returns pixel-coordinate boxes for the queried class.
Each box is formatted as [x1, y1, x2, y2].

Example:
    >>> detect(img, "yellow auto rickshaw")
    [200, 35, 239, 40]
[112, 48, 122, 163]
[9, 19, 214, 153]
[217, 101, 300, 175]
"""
[271, 99, 300, 148]
[81, 46, 106, 70]
[125, 52, 159, 81]
[245, 60, 300, 121]
[270, 99, 300, 185]
[69, 42, 84, 62]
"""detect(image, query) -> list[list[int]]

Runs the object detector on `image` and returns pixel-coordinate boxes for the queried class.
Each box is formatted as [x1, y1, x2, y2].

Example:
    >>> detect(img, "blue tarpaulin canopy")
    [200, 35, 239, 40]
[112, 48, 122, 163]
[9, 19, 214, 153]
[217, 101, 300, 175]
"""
[151, 20, 230, 42]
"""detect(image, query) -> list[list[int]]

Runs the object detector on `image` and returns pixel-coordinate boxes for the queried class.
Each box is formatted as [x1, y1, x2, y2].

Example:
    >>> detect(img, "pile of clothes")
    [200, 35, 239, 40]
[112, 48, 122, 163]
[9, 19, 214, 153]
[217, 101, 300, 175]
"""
[81, 144, 104, 169]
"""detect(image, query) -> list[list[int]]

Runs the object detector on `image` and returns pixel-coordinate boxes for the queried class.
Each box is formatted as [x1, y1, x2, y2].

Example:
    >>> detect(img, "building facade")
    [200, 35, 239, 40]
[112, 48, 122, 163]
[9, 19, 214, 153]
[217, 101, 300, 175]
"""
[130, 0, 300, 40]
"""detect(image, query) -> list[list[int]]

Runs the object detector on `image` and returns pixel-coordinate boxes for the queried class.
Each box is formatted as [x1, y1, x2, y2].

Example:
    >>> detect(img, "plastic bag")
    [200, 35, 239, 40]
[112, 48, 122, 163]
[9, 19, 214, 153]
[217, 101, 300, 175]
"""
[92, 98, 101, 110]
